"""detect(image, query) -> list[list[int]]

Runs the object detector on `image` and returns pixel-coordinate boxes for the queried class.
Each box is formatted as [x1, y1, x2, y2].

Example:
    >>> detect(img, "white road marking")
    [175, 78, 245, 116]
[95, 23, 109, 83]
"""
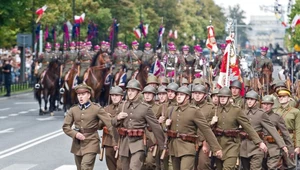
[54, 165, 77, 170]
[0, 128, 14, 134]
[0, 129, 63, 159]
[8, 114, 18, 117]
[0, 108, 10, 111]
[0, 116, 8, 119]
[36, 117, 56, 121]
[1, 164, 37, 170]
[18, 111, 28, 114]
[28, 109, 38, 112]
[14, 102, 37, 105]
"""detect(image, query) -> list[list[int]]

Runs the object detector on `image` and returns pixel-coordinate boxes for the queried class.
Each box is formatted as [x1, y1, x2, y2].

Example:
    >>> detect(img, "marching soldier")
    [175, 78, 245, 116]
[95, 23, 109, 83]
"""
[271, 81, 297, 108]
[229, 80, 245, 109]
[78, 42, 93, 83]
[142, 42, 155, 67]
[159, 76, 169, 86]
[163, 46, 179, 82]
[59, 42, 78, 93]
[210, 89, 219, 106]
[112, 79, 165, 170]
[62, 84, 113, 170]
[240, 90, 287, 170]
[35, 42, 54, 89]
[181, 78, 189, 87]
[212, 87, 267, 170]
[261, 95, 295, 170]
[157, 85, 168, 107]
[147, 75, 160, 89]
[164, 86, 223, 170]
[126, 40, 143, 81]
[274, 88, 300, 154]
[191, 85, 215, 170]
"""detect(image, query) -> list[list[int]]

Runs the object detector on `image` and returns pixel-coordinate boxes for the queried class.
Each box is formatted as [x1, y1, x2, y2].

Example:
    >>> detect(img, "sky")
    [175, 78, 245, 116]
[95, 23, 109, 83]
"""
[213, 0, 292, 24]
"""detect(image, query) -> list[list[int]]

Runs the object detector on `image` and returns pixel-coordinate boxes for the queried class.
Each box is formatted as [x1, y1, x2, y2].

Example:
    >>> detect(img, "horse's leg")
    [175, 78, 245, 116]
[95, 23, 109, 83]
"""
[43, 89, 48, 112]
[37, 90, 43, 115]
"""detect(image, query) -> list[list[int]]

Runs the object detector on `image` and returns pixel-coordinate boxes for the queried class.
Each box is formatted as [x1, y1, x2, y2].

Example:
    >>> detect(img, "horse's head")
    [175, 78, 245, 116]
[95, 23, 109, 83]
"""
[96, 53, 107, 66]
[139, 61, 151, 74]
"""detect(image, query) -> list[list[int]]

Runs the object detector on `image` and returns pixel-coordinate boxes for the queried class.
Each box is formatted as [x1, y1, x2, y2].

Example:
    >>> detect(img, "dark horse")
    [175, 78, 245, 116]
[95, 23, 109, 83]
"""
[87, 52, 110, 106]
[135, 61, 152, 90]
[62, 64, 78, 113]
[34, 60, 60, 115]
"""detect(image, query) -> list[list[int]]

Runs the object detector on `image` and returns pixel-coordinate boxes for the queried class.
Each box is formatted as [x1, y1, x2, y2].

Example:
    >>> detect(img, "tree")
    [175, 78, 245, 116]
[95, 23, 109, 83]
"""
[288, 0, 300, 48]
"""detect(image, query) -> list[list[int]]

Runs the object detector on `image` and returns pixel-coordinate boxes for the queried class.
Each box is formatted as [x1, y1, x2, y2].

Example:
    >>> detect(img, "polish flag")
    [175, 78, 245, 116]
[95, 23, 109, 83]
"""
[133, 28, 141, 39]
[174, 30, 178, 39]
[291, 14, 300, 28]
[74, 13, 85, 24]
[35, 5, 47, 23]
[169, 30, 173, 38]
[206, 26, 218, 53]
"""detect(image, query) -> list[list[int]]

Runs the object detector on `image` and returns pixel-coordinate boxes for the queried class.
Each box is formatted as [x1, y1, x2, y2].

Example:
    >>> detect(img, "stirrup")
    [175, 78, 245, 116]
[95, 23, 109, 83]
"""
[59, 88, 65, 94]
[35, 84, 40, 89]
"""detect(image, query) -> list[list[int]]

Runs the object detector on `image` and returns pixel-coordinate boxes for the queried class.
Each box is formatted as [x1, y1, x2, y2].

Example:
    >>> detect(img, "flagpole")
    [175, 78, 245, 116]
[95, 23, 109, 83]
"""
[209, 15, 213, 87]
[225, 19, 234, 87]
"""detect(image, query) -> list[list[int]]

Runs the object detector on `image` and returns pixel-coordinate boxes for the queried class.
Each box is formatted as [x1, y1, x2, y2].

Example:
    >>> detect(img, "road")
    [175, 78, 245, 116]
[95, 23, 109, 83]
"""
[0, 93, 108, 170]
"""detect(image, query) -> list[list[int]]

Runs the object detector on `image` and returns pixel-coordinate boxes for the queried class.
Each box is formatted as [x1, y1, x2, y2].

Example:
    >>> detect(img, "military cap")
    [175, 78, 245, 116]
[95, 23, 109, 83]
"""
[230, 80, 242, 89]
[166, 82, 179, 92]
[126, 79, 141, 91]
[192, 84, 207, 94]
[177, 86, 191, 96]
[147, 75, 159, 85]
[157, 85, 167, 93]
[245, 90, 259, 100]
[218, 87, 232, 97]
[181, 78, 189, 85]
[261, 95, 274, 104]
[110, 86, 124, 95]
[75, 84, 92, 94]
[142, 85, 156, 94]
[276, 88, 291, 97]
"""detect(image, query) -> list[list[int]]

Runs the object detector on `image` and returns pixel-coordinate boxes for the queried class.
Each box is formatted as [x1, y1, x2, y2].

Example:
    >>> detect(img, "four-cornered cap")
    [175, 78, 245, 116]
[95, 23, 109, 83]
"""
[100, 41, 106, 45]
[105, 42, 110, 47]
[166, 82, 179, 92]
[132, 40, 139, 46]
[142, 85, 156, 94]
[126, 79, 141, 91]
[75, 84, 92, 94]
[157, 85, 167, 93]
[211, 89, 219, 96]
[218, 87, 232, 97]
[245, 90, 259, 100]
[230, 80, 242, 89]
[220, 43, 226, 50]
[181, 78, 189, 85]
[85, 41, 92, 46]
[145, 42, 151, 47]
[277, 88, 291, 97]
[261, 95, 274, 104]
[182, 45, 189, 51]
[55, 43, 60, 48]
[94, 45, 100, 50]
[177, 86, 191, 96]
[122, 44, 128, 49]
[110, 86, 124, 95]
[160, 77, 169, 85]
[70, 41, 76, 47]
[193, 44, 200, 50]
[147, 75, 159, 85]
[192, 85, 207, 94]
[260, 46, 269, 52]
[117, 41, 123, 46]
[169, 46, 176, 51]
[195, 46, 203, 53]
[63, 43, 67, 48]
[45, 42, 51, 49]
[168, 42, 175, 47]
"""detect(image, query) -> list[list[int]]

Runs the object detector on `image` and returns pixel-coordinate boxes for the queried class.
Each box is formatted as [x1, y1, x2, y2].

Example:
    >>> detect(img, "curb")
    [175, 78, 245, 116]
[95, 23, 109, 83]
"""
[0, 90, 33, 100]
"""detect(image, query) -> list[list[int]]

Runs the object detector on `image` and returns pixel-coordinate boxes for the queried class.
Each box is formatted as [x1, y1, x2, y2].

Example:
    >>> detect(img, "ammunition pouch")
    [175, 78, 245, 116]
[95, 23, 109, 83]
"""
[117, 128, 144, 137]
[167, 130, 198, 143]
[103, 126, 109, 135]
[264, 136, 276, 143]
[240, 131, 264, 140]
[214, 128, 240, 137]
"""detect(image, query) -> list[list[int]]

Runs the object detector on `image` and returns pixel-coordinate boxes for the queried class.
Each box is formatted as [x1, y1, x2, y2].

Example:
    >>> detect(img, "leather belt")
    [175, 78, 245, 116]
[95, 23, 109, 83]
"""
[167, 130, 198, 143]
[79, 128, 98, 134]
[214, 128, 240, 138]
[117, 128, 144, 137]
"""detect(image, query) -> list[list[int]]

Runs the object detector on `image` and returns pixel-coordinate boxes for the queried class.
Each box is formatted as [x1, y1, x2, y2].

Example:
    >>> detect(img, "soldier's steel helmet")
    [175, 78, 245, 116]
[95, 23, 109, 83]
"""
[244, 79, 250, 87]
[166, 82, 179, 92]
[142, 85, 156, 94]
[274, 81, 286, 89]
[211, 89, 219, 96]
[110, 86, 124, 95]
[261, 95, 274, 104]
[126, 79, 141, 91]
[147, 75, 159, 85]
[160, 77, 169, 84]
[157, 85, 167, 93]
[192, 85, 207, 94]
[245, 90, 259, 100]
[217, 87, 232, 97]
[193, 78, 202, 85]
[177, 86, 191, 96]
[230, 80, 242, 89]
[181, 78, 189, 85]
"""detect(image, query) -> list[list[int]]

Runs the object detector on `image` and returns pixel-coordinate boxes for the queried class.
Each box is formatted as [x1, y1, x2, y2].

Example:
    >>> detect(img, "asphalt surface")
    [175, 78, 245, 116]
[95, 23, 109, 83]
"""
[0, 93, 108, 170]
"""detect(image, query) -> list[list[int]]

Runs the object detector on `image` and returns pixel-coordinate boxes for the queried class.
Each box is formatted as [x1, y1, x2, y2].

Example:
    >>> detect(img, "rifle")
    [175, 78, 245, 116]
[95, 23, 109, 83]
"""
[160, 106, 175, 160]
[174, 56, 178, 83]
[189, 67, 192, 84]
[114, 101, 126, 159]
[99, 132, 106, 161]
[143, 130, 148, 157]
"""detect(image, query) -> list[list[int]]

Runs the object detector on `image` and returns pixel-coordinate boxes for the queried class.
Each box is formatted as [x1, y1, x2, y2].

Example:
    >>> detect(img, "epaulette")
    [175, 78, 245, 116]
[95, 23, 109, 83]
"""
[231, 103, 241, 108]
[92, 102, 102, 108]
[190, 105, 198, 109]
[141, 101, 151, 107]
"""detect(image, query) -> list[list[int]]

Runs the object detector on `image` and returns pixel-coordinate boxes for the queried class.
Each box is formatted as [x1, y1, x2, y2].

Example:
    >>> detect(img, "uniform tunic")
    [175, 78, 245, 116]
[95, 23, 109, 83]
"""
[62, 50, 78, 78]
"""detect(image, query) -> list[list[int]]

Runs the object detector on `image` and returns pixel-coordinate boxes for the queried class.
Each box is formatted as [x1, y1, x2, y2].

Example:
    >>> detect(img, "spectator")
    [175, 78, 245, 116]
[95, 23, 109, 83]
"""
[2, 57, 12, 97]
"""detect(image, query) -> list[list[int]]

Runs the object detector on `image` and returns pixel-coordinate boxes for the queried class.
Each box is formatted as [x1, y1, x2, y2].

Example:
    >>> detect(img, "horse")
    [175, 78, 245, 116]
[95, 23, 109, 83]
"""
[260, 64, 273, 96]
[135, 61, 152, 90]
[62, 65, 78, 113]
[34, 60, 60, 116]
[86, 52, 110, 106]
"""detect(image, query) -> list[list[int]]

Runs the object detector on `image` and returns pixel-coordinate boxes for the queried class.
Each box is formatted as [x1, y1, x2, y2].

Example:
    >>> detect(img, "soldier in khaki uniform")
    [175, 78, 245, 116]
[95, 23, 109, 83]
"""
[147, 75, 160, 89]
[229, 80, 245, 109]
[126, 40, 143, 80]
[164, 86, 222, 170]
[112, 42, 126, 79]
[191, 85, 215, 170]
[261, 95, 295, 170]
[210, 89, 219, 106]
[240, 90, 287, 170]
[78, 42, 94, 83]
[271, 81, 297, 109]
[101, 86, 123, 170]
[112, 79, 165, 170]
[212, 87, 267, 170]
[62, 84, 113, 170]
[159, 76, 169, 86]
[142, 42, 155, 67]
[274, 88, 300, 154]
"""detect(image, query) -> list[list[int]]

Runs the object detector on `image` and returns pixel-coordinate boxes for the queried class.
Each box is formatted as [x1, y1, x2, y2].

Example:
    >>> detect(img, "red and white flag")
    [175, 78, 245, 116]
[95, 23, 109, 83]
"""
[133, 28, 141, 39]
[206, 26, 218, 53]
[291, 14, 300, 28]
[36, 5, 47, 23]
[174, 30, 178, 39]
[74, 13, 85, 24]
[168, 30, 173, 38]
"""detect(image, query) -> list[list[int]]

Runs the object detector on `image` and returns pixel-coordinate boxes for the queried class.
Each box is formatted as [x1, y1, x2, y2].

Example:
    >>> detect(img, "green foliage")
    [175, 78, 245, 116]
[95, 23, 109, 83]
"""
[288, 0, 300, 47]
[0, 0, 226, 49]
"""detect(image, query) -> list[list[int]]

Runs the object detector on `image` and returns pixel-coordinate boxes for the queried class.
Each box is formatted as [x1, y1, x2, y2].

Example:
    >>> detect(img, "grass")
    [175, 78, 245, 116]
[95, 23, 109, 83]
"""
[0, 82, 33, 96]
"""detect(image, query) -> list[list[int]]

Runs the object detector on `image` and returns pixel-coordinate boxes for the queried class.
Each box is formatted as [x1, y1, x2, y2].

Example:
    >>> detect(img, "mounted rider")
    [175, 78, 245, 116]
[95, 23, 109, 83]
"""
[126, 40, 143, 81]
[163, 43, 179, 83]
[141, 42, 155, 68]
[179, 45, 195, 82]
[78, 41, 93, 83]
[194, 45, 206, 79]
[111, 42, 127, 87]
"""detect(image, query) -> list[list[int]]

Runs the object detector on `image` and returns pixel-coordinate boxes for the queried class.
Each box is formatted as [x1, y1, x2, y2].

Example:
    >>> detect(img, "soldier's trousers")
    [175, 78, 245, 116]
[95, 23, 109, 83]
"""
[121, 151, 145, 170]
[74, 153, 96, 170]
[263, 155, 281, 170]
[126, 69, 133, 81]
[197, 147, 212, 170]
[241, 154, 264, 170]
[215, 157, 237, 170]
[105, 146, 122, 170]
[171, 155, 195, 170]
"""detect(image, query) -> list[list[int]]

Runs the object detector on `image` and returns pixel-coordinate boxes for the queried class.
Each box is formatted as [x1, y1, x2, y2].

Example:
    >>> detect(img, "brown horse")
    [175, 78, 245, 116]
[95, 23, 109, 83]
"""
[62, 65, 78, 112]
[85, 53, 110, 105]
[135, 61, 152, 90]
[260, 65, 273, 96]
[34, 60, 60, 115]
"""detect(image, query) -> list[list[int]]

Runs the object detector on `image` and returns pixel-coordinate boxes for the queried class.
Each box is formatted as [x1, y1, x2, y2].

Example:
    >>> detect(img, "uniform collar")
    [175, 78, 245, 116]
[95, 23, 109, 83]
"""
[128, 96, 140, 109]
[195, 99, 207, 108]
[246, 104, 259, 115]
[220, 102, 231, 112]
[265, 110, 273, 115]
[177, 101, 189, 111]
[145, 100, 155, 106]
[79, 101, 91, 110]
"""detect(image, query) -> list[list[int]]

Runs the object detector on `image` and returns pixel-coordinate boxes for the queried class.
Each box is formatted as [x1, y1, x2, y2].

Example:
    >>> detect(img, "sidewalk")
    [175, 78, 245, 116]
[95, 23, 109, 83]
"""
[0, 89, 33, 100]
